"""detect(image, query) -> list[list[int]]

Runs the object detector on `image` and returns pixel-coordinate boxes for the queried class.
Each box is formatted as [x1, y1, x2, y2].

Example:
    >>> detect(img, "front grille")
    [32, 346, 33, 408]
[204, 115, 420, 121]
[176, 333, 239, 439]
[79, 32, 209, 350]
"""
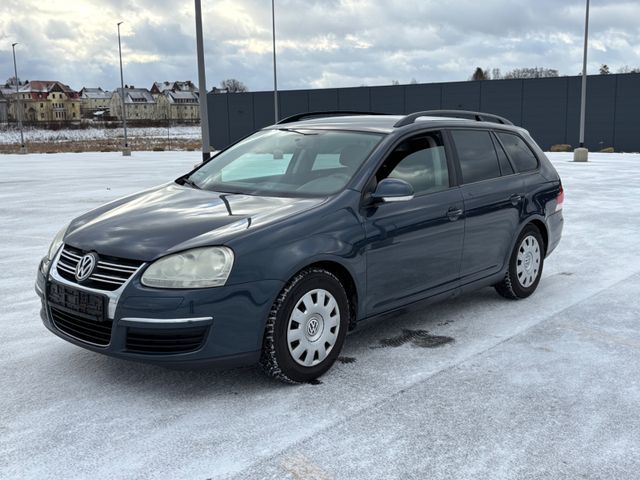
[126, 326, 208, 354]
[50, 306, 113, 346]
[57, 244, 143, 291]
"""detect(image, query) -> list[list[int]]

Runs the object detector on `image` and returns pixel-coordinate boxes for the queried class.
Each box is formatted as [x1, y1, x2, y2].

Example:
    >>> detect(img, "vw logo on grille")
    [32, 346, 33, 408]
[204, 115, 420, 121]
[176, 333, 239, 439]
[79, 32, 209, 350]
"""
[75, 253, 97, 282]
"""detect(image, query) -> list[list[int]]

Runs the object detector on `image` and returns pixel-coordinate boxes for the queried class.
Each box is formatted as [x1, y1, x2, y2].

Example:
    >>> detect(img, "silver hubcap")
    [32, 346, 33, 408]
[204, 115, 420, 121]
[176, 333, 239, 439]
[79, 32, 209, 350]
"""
[287, 288, 340, 367]
[516, 235, 541, 288]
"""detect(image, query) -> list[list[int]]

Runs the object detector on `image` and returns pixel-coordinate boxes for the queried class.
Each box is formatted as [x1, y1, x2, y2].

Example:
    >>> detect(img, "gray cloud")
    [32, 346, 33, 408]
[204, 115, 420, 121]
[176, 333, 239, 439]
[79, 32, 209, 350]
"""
[0, 0, 638, 92]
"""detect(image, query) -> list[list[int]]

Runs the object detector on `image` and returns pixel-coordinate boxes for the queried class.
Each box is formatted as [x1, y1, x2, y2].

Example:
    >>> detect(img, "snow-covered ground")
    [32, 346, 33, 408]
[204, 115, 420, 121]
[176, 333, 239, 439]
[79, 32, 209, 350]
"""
[0, 125, 201, 144]
[1, 151, 639, 479]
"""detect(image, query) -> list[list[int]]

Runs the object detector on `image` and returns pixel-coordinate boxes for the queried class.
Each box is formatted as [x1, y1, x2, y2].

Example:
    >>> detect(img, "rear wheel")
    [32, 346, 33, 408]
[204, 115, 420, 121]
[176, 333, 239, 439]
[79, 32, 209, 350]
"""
[260, 268, 349, 383]
[495, 225, 545, 299]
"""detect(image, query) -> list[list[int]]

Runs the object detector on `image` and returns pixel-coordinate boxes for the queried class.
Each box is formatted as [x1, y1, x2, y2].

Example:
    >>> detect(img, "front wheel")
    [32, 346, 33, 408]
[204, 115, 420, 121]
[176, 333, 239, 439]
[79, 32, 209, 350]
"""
[495, 225, 545, 300]
[260, 268, 349, 383]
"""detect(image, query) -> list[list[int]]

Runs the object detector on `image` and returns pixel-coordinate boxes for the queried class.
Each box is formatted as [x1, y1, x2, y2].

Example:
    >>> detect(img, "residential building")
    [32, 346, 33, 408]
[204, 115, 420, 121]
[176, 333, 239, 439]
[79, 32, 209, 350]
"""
[110, 87, 159, 120]
[79, 87, 112, 118]
[8, 80, 80, 122]
[157, 91, 200, 121]
[0, 87, 10, 124]
[150, 80, 198, 96]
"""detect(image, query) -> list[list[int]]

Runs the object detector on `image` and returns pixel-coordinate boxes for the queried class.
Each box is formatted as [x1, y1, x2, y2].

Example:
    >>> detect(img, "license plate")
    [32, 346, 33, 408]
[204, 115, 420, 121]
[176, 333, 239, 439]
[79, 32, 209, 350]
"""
[47, 282, 106, 321]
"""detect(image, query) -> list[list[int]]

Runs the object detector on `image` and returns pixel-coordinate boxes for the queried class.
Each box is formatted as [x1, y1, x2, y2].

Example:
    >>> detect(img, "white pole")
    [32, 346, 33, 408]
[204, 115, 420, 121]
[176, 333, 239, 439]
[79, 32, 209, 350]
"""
[194, 0, 211, 162]
[578, 0, 590, 148]
[117, 22, 130, 156]
[272, 0, 279, 123]
[574, 0, 590, 162]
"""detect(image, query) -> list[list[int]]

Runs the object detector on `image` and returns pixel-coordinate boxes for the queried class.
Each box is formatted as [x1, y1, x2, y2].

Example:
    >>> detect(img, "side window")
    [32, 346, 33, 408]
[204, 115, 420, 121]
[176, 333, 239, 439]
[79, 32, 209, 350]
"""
[496, 132, 539, 172]
[377, 131, 449, 196]
[450, 130, 501, 184]
[492, 134, 514, 175]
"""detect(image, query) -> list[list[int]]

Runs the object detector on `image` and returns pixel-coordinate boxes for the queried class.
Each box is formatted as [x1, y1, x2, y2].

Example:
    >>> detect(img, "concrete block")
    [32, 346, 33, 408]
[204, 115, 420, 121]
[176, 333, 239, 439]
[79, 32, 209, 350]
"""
[573, 147, 588, 162]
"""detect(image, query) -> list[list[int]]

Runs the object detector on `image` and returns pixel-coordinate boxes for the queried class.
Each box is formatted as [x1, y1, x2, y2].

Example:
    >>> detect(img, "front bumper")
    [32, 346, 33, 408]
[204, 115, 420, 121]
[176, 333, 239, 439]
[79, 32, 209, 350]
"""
[36, 260, 283, 368]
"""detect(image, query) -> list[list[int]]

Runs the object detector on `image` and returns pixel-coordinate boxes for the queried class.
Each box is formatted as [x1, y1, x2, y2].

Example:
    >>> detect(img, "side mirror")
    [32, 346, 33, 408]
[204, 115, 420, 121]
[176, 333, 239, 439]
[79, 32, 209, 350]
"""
[371, 178, 414, 203]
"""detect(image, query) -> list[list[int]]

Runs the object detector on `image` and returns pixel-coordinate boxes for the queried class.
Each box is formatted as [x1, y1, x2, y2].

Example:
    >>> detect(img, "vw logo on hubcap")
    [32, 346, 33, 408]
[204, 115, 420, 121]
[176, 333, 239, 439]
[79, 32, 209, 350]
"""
[75, 253, 97, 282]
[306, 317, 320, 337]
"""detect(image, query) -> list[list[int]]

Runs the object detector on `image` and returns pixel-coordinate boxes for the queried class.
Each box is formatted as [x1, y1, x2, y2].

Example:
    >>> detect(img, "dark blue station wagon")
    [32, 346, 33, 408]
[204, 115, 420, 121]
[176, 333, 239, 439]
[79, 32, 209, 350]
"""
[36, 111, 564, 383]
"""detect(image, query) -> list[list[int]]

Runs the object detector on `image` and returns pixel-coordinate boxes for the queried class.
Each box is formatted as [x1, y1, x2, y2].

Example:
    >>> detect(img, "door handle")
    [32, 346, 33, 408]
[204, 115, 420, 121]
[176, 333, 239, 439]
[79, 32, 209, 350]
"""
[447, 207, 463, 221]
[510, 194, 523, 206]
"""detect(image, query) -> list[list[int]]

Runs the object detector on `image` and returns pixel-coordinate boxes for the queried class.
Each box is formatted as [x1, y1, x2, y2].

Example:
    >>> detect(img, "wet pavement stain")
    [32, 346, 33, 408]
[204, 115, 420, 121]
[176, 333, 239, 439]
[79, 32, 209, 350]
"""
[337, 356, 356, 364]
[372, 329, 454, 349]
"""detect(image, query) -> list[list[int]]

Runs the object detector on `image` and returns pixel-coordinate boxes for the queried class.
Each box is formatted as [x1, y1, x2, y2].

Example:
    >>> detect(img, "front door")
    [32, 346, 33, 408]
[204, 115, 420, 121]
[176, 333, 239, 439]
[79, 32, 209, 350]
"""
[362, 131, 465, 315]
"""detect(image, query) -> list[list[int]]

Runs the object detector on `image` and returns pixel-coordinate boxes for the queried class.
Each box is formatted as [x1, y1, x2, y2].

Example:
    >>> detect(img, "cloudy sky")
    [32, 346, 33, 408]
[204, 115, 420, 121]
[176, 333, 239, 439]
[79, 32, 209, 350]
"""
[0, 0, 639, 92]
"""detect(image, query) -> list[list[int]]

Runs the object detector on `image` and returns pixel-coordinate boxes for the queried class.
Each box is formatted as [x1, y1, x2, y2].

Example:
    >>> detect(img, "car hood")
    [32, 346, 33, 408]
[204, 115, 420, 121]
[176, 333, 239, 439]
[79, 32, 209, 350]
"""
[65, 183, 324, 261]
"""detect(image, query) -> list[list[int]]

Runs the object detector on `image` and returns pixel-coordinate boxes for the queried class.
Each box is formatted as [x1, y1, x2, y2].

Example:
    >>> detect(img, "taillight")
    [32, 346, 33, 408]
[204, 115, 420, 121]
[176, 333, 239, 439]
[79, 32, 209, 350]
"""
[555, 185, 564, 212]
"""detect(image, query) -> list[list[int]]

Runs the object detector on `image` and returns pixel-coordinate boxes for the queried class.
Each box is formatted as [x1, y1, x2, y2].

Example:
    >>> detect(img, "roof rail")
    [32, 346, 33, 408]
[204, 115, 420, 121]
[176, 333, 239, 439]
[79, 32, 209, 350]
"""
[277, 110, 384, 125]
[394, 110, 513, 128]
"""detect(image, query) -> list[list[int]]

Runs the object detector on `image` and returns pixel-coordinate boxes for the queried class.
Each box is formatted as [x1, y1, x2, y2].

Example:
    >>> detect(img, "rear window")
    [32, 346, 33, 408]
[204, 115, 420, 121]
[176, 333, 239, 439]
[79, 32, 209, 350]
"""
[451, 130, 501, 184]
[496, 132, 539, 172]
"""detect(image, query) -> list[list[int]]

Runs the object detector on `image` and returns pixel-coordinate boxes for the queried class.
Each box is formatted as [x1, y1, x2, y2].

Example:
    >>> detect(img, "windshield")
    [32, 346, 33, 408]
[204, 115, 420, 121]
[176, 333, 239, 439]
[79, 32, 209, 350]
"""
[187, 129, 383, 197]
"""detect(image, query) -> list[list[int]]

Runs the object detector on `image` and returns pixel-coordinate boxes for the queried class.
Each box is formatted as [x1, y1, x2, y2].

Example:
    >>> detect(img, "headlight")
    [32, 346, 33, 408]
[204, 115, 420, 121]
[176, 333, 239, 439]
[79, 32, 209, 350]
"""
[47, 225, 68, 261]
[141, 247, 234, 289]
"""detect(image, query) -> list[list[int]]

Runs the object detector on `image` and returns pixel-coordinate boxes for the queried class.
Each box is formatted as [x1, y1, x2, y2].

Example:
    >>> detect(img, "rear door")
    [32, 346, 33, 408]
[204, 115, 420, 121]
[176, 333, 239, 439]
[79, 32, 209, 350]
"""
[449, 129, 525, 284]
[362, 130, 465, 315]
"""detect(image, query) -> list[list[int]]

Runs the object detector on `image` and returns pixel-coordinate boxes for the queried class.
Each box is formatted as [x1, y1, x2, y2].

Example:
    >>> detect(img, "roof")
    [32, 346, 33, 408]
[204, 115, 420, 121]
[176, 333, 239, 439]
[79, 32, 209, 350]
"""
[272, 115, 401, 133]
[18, 80, 77, 94]
[151, 81, 198, 94]
[115, 88, 155, 104]
[152, 81, 173, 93]
[165, 91, 198, 103]
[174, 81, 198, 93]
[80, 87, 111, 99]
[264, 112, 521, 134]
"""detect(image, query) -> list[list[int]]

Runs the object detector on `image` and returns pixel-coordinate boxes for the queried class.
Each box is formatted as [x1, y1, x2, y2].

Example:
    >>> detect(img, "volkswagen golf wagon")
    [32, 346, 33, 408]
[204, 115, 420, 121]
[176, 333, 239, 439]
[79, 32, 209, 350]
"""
[36, 110, 564, 383]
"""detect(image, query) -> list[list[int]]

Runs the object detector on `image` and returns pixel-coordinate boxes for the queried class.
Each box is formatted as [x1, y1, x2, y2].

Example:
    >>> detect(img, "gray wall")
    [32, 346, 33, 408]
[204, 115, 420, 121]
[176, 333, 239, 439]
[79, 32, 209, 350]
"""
[208, 73, 640, 152]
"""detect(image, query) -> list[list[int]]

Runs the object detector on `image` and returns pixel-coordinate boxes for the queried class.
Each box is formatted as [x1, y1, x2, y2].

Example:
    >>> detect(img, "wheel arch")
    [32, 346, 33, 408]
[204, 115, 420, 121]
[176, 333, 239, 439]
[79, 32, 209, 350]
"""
[528, 218, 549, 256]
[287, 259, 360, 330]
[503, 216, 549, 273]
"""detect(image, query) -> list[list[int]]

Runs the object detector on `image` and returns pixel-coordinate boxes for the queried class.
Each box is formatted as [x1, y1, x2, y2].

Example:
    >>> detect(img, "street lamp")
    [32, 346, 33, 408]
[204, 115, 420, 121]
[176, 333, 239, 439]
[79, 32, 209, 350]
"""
[117, 21, 130, 156]
[11, 42, 26, 154]
[194, 0, 211, 163]
[271, 0, 279, 123]
[575, 0, 590, 162]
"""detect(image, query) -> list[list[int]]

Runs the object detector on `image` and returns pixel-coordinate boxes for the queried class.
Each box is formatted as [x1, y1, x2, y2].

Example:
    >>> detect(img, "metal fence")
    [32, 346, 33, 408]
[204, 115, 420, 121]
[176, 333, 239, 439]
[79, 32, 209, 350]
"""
[207, 73, 640, 152]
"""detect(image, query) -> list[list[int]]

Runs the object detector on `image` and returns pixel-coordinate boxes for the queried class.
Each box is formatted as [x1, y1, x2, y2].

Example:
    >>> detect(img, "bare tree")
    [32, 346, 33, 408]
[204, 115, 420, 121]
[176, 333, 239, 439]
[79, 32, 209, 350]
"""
[503, 67, 559, 79]
[409, 78, 418, 84]
[220, 78, 248, 93]
[391, 80, 400, 85]
[470, 67, 490, 81]
[492, 68, 502, 80]
[5, 77, 23, 87]
[617, 65, 640, 74]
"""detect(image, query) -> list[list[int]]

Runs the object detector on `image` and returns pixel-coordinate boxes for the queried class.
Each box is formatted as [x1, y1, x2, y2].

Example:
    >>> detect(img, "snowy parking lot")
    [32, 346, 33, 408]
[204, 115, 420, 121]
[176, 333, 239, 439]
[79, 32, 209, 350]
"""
[1, 151, 639, 479]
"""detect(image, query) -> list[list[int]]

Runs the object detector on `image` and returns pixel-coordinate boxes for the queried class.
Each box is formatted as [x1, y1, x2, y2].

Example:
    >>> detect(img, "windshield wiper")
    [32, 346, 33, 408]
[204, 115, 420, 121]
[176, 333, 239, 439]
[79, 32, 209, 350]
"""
[277, 128, 318, 135]
[180, 177, 201, 189]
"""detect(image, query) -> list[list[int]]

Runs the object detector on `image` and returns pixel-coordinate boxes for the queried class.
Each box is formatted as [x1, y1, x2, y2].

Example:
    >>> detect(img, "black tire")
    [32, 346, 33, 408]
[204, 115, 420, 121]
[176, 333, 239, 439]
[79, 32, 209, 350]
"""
[495, 224, 545, 300]
[260, 267, 350, 383]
